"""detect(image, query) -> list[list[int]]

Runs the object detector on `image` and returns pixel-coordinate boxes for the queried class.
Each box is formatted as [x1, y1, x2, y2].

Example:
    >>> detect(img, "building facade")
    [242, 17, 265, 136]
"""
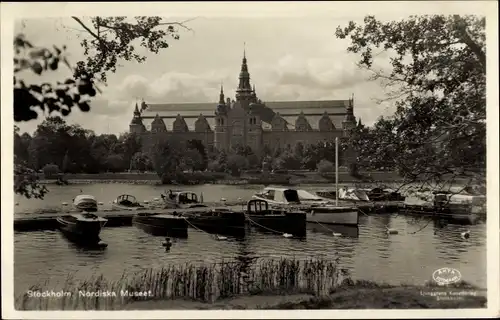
[129, 51, 357, 158]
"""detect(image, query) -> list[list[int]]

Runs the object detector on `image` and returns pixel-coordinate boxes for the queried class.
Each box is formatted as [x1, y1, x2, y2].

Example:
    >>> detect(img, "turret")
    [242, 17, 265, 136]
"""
[342, 95, 356, 131]
[129, 103, 146, 133]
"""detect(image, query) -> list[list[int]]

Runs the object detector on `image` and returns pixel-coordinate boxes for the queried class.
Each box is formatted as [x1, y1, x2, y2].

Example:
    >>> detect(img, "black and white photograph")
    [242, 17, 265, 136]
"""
[2, 1, 498, 318]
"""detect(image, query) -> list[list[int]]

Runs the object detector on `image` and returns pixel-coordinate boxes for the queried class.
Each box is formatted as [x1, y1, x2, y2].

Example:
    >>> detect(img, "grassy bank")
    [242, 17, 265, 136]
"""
[124, 281, 487, 310]
[16, 257, 347, 310]
[15, 258, 486, 310]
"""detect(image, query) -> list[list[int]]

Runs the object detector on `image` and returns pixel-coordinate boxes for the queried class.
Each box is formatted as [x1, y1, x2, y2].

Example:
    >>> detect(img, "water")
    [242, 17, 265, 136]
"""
[14, 183, 487, 296]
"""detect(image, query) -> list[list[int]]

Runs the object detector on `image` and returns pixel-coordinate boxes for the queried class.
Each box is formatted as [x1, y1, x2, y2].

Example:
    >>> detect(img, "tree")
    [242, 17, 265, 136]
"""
[293, 142, 305, 159]
[62, 152, 72, 173]
[104, 154, 126, 173]
[186, 139, 208, 171]
[148, 137, 183, 182]
[117, 132, 142, 169]
[335, 15, 486, 188]
[130, 152, 153, 172]
[317, 160, 334, 173]
[275, 151, 301, 170]
[180, 149, 204, 172]
[14, 126, 30, 165]
[227, 154, 248, 177]
[14, 16, 191, 199]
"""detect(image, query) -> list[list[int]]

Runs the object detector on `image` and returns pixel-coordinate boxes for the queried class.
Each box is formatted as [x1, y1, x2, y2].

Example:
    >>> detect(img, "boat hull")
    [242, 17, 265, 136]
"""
[56, 218, 105, 245]
[111, 204, 145, 211]
[246, 212, 306, 237]
[132, 214, 188, 237]
[305, 208, 359, 226]
[401, 205, 480, 224]
[184, 211, 246, 237]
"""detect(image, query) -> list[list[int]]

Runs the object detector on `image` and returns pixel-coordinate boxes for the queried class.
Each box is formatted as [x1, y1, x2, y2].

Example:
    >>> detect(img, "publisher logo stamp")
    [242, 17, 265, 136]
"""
[432, 267, 462, 286]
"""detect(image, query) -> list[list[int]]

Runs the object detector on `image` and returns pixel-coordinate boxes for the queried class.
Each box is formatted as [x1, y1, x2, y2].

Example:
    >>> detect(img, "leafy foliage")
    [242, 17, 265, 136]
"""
[14, 16, 190, 199]
[336, 15, 486, 186]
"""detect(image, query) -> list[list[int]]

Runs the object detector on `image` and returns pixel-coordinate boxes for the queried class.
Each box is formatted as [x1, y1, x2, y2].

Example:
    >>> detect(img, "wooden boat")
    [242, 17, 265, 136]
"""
[132, 212, 188, 237]
[253, 187, 359, 226]
[72, 195, 98, 212]
[244, 199, 306, 237]
[56, 213, 107, 246]
[181, 207, 246, 237]
[161, 190, 207, 209]
[112, 194, 145, 211]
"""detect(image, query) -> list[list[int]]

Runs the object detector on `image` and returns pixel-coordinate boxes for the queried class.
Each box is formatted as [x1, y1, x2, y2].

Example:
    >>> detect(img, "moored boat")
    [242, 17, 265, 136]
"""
[112, 194, 145, 211]
[132, 212, 188, 237]
[56, 213, 107, 247]
[244, 199, 306, 237]
[401, 191, 483, 224]
[253, 187, 359, 226]
[181, 208, 246, 237]
[161, 190, 207, 209]
[365, 187, 405, 202]
[73, 195, 98, 212]
[338, 187, 370, 203]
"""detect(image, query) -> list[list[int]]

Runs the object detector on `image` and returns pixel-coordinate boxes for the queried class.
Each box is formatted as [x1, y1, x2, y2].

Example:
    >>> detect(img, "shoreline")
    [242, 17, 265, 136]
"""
[35, 170, 480, 186]
[16, 281, 487, 310]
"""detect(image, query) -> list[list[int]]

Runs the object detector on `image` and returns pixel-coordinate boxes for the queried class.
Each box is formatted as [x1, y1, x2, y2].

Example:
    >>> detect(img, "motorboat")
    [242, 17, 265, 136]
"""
[56, 212, 108, 246]
[365, 187, 405, 202]
[161, 190, 207, 209]
[253, 187, 359, 226]
[73, 195, 98, 212]
[112, 194, 145, 211]
[132, 212, 188, 237]
[338, 188, 370, 202]
[181, 207, 246, 237]
[401, 191, 484, 224]
[244, 199, 306, 237]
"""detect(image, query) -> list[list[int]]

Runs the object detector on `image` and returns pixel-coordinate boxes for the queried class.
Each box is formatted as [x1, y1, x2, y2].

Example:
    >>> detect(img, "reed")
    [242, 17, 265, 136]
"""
[15, 257, 349, 310]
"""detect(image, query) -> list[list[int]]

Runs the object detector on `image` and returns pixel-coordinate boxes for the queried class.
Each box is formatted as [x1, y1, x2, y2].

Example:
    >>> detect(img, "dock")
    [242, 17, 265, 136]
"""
[14, 204, 247, 232]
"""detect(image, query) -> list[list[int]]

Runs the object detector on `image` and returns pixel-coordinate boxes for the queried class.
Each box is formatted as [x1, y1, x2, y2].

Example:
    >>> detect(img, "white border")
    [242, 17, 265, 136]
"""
[1, 1, 499, 319]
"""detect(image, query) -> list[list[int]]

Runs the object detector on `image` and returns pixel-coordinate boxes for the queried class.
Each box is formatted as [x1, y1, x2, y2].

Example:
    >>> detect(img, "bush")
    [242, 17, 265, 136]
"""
[207, 160, 225, 173]
[227, 154, 248, 177]
[42, 164, 60, 179]
[317, 160, 334, 173]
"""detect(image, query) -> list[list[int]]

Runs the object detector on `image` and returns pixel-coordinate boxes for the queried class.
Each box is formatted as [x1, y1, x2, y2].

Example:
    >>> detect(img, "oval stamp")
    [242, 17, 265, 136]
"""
[432, 267, 462, 285]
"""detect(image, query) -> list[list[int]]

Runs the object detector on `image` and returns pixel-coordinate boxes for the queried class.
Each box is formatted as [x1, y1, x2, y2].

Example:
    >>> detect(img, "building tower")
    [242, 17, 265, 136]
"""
[129, 103, 146, 134]
[214, 84, 229, 151]
[342, 95, 356, 132]
[235, 46, 255, 106]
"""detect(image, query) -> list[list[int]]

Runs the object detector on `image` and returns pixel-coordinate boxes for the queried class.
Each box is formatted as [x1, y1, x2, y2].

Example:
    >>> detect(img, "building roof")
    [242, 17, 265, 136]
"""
[144, 100, 349, 113]
[141, 114, 345, 131]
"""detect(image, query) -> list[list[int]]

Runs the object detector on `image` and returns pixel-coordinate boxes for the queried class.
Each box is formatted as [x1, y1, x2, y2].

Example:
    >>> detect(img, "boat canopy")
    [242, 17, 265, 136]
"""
[297, 190, 327, 201]
[258, 187, 300, 204]
[117, 194, 137, 203]
[73, 195, 97, 203]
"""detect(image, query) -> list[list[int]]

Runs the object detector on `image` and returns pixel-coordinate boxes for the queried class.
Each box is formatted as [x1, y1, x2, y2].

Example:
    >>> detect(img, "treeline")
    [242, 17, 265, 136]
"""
[14, 116, 366, 183]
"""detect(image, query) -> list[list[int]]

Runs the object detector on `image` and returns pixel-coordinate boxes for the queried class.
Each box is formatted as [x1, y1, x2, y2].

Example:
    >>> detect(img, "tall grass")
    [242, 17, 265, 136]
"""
[15, 257, 349, 310]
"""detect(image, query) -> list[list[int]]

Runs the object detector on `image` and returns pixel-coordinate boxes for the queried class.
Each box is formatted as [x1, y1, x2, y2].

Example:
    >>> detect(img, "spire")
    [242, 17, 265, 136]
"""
[219, 83, 225, 104]
[236, 43, 253, 101]
[133, 102, 140, 116]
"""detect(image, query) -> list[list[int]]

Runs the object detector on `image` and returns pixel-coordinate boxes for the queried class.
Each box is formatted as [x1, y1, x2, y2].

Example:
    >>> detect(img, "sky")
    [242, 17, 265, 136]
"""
[8, 2, 493, 136]
[12, 14, 402, 135]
